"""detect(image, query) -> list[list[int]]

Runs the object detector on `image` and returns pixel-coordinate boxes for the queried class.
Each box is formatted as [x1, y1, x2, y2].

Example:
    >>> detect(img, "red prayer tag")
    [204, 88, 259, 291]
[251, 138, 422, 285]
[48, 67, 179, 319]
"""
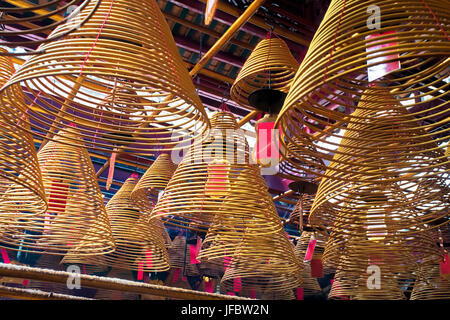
[310, 258, 323, 278]
[296, 287, 304, 300]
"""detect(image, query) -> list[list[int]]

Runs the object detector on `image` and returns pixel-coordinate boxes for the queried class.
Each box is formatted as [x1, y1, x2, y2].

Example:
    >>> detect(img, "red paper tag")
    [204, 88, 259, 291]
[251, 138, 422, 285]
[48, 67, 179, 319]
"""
[172, 268, 181, 283]
[250, 288, 256, 299]
[365, 30, 400, 82]
[256, 121, 281, 163]
[189, 237, 201, 264]
[145, 250, 153, 268]
[182, 275, 187, 282]
[106, 152, 117, 191]
[0, 248, 10, 264]
[137, 261, 144, 280]
[296, 287, 304, 300]
[233, 277, 242, 292]
[204, 280, 214, 293]
[224, 256, 231, 270]
[22, 279, 29, 286]
[310, 258, 323, 278]
[304, 236, 316, 262]
[441, 254, 450, 275]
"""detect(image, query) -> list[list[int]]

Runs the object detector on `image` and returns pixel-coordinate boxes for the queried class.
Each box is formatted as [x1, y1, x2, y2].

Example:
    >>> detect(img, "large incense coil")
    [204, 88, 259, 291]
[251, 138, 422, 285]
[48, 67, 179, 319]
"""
[275, 0, 449, 173]
[353, 269, 407, 300]
[411, 259, 450, 300]
[280, 87, 449, 184]
[0, 0, 99, 55]
[220, 228, 302, 292]
[0, 127, 115, 255]
[230, 37, 299, 111]
[294, 228, 328, 262]
[322, 215, 441, 274]
[0, 49, 46, 236]
[167, 235, 201, 277]
[131, 154, 177, 214]
[151, 112, 268, 230]
[100, 175, 169, 272]
[197, 170, 284, 265]
[277, 137, 325, 182]
[287, 195, 316, 226]
[309, 90, 449, 233]
[299, 264, 322, 297]
[322, 226, 437, 299]
[0, 0, 209, 155]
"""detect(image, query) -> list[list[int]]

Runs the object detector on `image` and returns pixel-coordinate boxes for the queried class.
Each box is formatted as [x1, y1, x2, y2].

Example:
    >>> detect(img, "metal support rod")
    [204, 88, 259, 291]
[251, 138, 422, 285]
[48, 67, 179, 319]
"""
[0, 263, 250, 300]
[272, 189, 295, 202]
[0, 285, 93, 300]
[189, 0, 266, 77]
[237, 110, 260, 127]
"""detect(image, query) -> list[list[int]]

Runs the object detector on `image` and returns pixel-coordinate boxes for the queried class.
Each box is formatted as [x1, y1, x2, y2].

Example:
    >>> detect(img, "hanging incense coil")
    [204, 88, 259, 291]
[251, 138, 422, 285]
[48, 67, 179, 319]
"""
[411, 258, 450, 300]
[131, 153, 177, 214]
[197, 169, 285, 265]
[294, 228, 328, 262]
[167, 235, 200, 277]
[151, 111, 256, 230]
[0, 127, 115, 256]
[0, 0, 209, 155]
[275, 0, 449, 173]
[287, 194, 316, 226]
[277, 137, 325, 182]
[219, 228, 302, 292]
[309, 90, 449, 233]
[0, 49, 47, 238]
[299, 264, 322, 297]
[100, 174, 170, 272]
[230, 37, 299, 113]
[0, 0, 99, 55]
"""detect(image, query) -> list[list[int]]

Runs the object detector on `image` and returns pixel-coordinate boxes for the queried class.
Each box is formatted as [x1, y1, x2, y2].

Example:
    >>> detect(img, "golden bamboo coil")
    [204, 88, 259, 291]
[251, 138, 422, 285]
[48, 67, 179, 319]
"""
[197, 169, 285, 265]
[323, 226, 436, 299]
[219, 228, 302, 292]
[0, 49, 47, 238]
[0, 0, 209, 155]
[0, 0, 100, 55]
[287, 194, 316, 226]
[328, 268, 357, 300]
[131, 153, 177, 214]
[0, 127, 115, 255]
[100, 175, 170, 272]
[309, 90, 449, 233]
[151, 111, 258, 230]
[411, 258, 450, 300]
[167, 235, 200, 277]
[294, 229, 328, 262]
[277, 137, 325, 181]
[275, 0, 449, 176]
[230, 37, 299, 110]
